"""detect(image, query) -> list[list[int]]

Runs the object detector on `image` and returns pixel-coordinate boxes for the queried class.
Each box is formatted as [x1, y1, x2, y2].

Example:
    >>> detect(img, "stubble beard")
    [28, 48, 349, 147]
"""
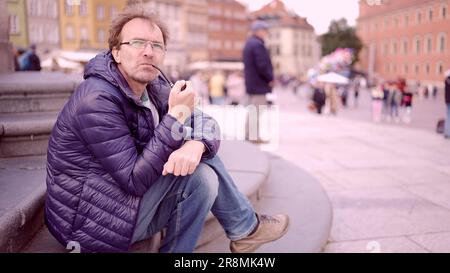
[132, 70, 158, 85]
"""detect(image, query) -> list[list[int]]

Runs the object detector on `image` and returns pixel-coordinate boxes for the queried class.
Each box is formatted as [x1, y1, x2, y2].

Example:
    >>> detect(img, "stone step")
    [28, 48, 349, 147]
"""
[22, 166, 266, 253]
[0, 140, 268, 253]
[195, 154, 333, 253]
[0, 72, 81, 114]
[0, 112, 58, 157]
[0, 154, 46, 252]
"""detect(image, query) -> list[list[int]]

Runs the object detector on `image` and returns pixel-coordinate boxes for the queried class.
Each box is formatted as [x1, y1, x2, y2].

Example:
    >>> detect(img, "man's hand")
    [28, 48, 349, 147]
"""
[168, 80, 195, 124]
[162, 140, 206, 176]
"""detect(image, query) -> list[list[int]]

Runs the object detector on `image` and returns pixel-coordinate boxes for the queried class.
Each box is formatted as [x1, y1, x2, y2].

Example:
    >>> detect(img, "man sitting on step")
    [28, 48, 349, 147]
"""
[44, 5, 289, 253]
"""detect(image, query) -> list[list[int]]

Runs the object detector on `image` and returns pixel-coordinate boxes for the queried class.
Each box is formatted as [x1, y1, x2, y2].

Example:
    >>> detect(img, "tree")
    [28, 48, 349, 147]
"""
[320, 18, 363, 64]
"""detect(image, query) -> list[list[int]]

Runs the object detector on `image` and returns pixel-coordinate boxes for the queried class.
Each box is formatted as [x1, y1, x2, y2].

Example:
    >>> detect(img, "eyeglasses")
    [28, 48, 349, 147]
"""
[120, 39, 166, 54]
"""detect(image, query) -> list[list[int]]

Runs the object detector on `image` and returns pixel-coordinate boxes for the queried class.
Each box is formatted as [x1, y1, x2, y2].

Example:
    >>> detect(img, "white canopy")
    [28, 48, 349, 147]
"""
[59, 50, 99, 63]
[188, 61, 243, 71]
[317, 72, 349, 85]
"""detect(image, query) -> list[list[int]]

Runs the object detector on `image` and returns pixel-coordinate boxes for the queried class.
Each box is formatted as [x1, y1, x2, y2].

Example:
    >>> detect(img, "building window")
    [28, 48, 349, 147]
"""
[66, 24, 75, 41]
[404, 14, 409, 26]
[425, 64, 430, 75]
[404, 64, 408, 74]
[384, 41, 389, 55]
[415, 36, 421, 54]
[209, 40, 221, 50]
[426, 35, 433, 53]
[48, 26, 59, 44]
[29, 25, 42, 43]
[65, 1, 74, 16]
[234, 41, 243, 50]
[9, 14, 20, 34]
[417, 10, 422, 24]
[111, 6, 118, 20]
[392, 40, 397, 54]
[428, 7, 433, 21]
[274, 45, 280, 56]
[80, 26, 88, 42]
[97, 5, 105, 20]
[50, 0, 58, 18]
[437, 33, 446, 53]
[80, 0, 88, 16]
[97, 29, 105, 43]
[224, 41, 232, 50]
[442, 5, 447, 19]
[437, 62, 444, 75]
[415, 64, 420, 74]
[28, 0, 37, 16]
[402, 38, 408, 54]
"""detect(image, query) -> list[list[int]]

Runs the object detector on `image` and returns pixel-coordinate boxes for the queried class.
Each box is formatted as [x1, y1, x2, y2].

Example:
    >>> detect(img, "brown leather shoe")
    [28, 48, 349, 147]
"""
[230, 214, 290, 253]
[248, 139, 270, 144]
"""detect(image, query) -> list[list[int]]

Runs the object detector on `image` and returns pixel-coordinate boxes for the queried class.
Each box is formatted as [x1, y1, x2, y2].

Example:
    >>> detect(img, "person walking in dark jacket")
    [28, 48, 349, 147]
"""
[45, 6, 289, 253]
[445, 70, 450, 138]
[243, 20, 274, 143]
[312, 84, 326, 114]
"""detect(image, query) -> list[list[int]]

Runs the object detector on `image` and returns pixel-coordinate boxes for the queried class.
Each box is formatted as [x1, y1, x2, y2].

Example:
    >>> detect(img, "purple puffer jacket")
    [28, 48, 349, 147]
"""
[44, 51, 220, 252]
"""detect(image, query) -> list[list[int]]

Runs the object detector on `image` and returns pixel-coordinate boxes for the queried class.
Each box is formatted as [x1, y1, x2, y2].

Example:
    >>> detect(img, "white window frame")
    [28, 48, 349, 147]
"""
[414, 35, 421, 54]
[9, 14, 20, 35]
[402, 37, 408, 55]
[96, 5, 105, 20]
[425, 34, 433, 54]
[437, 62, 444, 75]
[437, 33, 446, 53]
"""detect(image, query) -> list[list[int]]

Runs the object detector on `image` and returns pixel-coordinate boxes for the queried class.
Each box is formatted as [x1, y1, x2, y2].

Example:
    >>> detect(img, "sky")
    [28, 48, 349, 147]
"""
[237, 0, 360, 35]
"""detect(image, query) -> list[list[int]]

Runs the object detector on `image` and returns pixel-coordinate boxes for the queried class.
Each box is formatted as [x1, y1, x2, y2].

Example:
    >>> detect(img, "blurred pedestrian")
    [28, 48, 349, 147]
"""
[325, 84, 339, 115]
[13, 47, 25, 71]
[432, 85, 438, 99]
[424, 84, 430, 99]
[444, 70, 450, 138]
[226, 71, 245, 105]
[353, 77, 360, 108]
[209, 70, 226, 105]
[387, 82, 401, 122]
[312, 83, 326, 114]
[19, 44, 41, 71]
[339, 85, 348, 107]
[189, 71, 209, 106]
[398, 78, 413, 124]
[382, 82, 390, 120]
[243, 20, 274, 143]
[371, 84, 384, 122]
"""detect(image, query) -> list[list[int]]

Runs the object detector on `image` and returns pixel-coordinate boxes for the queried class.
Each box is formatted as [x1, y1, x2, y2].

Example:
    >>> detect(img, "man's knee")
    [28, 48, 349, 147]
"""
[188, 163, 219, 202]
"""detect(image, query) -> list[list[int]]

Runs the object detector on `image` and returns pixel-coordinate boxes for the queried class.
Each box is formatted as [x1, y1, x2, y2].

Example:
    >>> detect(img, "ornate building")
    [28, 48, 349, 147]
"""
[357, 0, 450, 86]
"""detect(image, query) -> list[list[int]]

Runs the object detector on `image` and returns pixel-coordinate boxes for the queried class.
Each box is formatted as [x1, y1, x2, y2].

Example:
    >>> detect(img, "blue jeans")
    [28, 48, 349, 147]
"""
[131, 155, 258, 253]
[445, 104, 450, 138]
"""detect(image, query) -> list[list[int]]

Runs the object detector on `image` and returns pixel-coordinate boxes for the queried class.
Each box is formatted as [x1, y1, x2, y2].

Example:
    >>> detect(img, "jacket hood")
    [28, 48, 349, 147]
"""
[84, 51, 170, 108]
[84, 51, 126, 90]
